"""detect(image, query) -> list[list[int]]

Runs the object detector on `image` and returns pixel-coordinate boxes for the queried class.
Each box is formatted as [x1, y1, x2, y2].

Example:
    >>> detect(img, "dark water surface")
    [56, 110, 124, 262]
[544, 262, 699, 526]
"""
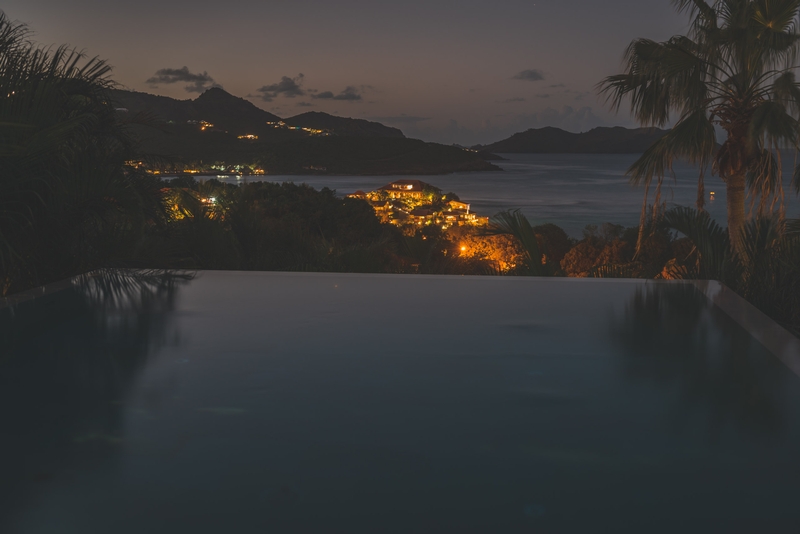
[210, 154, 800, 237]
[2, 271, 799, 533]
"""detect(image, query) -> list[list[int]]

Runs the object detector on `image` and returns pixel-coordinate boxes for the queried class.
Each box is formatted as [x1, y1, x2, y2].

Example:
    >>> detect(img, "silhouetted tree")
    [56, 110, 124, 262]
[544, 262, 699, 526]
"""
[600, 0, 800, 253]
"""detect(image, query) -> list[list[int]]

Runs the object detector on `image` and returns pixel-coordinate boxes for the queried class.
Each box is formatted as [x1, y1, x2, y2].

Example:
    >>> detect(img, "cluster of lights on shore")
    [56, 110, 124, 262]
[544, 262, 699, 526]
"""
[266, 121, 329, 136]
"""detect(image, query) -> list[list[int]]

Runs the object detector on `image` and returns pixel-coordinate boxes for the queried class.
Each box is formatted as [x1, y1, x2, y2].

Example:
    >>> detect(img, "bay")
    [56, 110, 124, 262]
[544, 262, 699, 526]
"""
[208, 153, 800, 237]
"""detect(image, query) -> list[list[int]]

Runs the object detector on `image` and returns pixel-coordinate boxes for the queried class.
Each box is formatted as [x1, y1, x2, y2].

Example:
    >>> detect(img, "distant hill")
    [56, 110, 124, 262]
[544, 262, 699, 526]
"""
[111, 87, 500, 174]
[478, 126, 668, 154]
[111, 88, 282, 135]
[128, 122, 498, 175]
[285, 111, 404, 138]
[111, 88, 404, 138]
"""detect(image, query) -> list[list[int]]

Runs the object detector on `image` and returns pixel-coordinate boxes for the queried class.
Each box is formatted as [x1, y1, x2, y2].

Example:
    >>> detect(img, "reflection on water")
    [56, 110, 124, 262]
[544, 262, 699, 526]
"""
[0, 270, 191, 530]
[611, 283, 789, 437]
[3, 273, 800, 532]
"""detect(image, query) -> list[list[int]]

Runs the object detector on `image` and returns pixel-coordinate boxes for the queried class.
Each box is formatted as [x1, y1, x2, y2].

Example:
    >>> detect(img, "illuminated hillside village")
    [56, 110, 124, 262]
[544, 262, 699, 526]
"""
[162, 175, 522, 273]
[191, 119, 330, 137]
[346, 180, 522, 272]
[266, 121, 330, 136]
[348, 179, 489, 230]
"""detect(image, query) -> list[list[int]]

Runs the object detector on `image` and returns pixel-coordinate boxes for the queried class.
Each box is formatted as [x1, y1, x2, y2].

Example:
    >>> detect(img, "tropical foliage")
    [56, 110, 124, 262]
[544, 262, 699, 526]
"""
[0, 12, 164, 294]
[151, 178, 403, 273]
[483, 210, 574, 276]
[599, 0, 800, 252]
[664, 206, 800, 331]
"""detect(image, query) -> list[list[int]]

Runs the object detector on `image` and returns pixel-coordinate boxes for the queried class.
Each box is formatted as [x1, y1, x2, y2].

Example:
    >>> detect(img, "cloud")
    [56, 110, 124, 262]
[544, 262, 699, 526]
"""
[549, 83, 566, 88]
[369, 114, 431, 125]
[256, 74, 306, 101]
[313, 86, 363, 101]
[535, 94, 551, 98]
[145, 66, 219, 93]
[498, 97, 526, 103]
[513, 69, 545, 82]
[296, 101, 314, 107]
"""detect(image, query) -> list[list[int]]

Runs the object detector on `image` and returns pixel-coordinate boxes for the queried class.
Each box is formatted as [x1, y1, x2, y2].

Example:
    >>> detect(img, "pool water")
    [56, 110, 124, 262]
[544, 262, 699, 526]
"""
[1, 271, 799, 533]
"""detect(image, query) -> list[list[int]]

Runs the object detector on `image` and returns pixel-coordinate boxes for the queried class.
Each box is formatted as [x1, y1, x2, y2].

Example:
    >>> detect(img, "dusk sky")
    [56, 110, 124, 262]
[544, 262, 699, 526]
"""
[4, 1, 687, 145]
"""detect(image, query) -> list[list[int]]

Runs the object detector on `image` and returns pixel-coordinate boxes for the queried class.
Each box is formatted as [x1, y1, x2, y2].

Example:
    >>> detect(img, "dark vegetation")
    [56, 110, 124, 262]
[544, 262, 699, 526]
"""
[153, 179, 403, 273]
[0, 11, 798, 336]
[599, 0, 800, 253]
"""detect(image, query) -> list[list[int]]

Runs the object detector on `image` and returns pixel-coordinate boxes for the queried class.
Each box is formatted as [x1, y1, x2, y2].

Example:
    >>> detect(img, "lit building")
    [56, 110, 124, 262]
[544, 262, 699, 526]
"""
[378, 180, 439, 200]
[409, 207, 435, 225]
[448, 200, 470, 212]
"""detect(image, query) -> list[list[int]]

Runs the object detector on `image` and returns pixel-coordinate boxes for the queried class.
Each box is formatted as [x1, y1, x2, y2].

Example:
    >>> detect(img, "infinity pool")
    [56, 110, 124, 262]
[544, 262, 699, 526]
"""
[1, 271, 799, 533]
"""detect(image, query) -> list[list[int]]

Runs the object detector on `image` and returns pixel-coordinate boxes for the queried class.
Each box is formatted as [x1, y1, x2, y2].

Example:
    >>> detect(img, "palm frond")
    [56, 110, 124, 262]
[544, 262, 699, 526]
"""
[627, 109, 716, 187]
[748, 99, 799, 147]
[664, 206, 731, 279]
[484, 209, 548, 276]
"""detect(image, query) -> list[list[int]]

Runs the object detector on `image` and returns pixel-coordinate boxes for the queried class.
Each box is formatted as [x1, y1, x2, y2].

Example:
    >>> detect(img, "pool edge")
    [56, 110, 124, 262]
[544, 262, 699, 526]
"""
[691, 280, 800, 378]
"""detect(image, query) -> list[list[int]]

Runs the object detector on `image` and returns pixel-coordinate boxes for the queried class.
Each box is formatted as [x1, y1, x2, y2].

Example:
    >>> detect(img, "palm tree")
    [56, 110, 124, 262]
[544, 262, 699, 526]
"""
[0, 12, 164, 294]
[599, 0, 800, 254]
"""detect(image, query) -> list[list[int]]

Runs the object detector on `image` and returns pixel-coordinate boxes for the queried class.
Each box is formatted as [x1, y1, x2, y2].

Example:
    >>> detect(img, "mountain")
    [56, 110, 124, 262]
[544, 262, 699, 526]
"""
[478, 126, 668, 154]
[111, 88, 404, 138]
[112, 88, 497, 174]
[193, 87, 283, 131]
[285, 111, 404, 138]
[128, 123, 498, 175]
[111, 88, 281, 135]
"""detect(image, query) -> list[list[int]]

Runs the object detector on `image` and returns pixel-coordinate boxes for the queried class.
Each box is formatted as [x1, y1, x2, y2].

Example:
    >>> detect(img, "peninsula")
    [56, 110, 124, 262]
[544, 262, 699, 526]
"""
[113, 88, 499, 175]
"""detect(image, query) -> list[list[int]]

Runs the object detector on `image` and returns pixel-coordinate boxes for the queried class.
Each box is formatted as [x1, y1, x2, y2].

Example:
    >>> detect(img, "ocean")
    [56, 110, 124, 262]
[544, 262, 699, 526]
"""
[208, 153, 800, 237]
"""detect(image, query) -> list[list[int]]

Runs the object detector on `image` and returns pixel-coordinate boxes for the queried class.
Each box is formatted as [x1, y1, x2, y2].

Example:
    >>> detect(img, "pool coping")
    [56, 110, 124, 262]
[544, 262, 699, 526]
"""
[0, 276, 77, 309]
[3, 271, 798, 377]
[689, 280, 800, 378]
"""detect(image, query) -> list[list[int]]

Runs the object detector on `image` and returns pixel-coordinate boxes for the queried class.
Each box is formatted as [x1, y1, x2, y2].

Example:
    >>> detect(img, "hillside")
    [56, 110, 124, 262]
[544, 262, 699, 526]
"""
[130, 123, 498, 175]
[285, 111, 404, 138]
[111, 87, 502, 174]
[259, 137, 498, 175]
[111, 88, 282, 135]
[478, 126, 668, 154]
[111, 88, 405, 138]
